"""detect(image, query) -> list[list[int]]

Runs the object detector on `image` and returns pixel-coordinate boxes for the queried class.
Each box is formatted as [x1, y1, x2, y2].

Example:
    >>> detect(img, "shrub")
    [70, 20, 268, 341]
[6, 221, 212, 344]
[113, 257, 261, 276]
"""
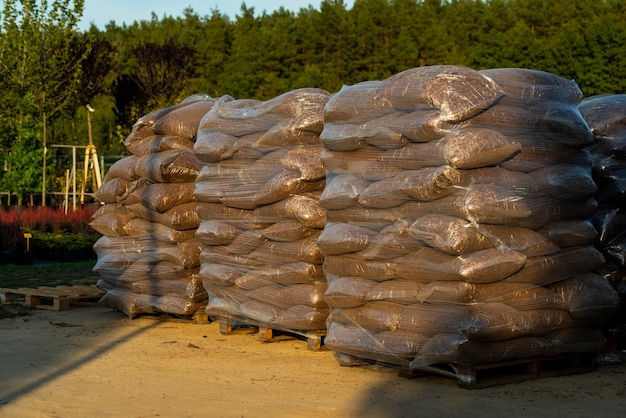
[30, 230, 100, 251]
[0, 205, 101, 255]
[13, 205, 99, 235]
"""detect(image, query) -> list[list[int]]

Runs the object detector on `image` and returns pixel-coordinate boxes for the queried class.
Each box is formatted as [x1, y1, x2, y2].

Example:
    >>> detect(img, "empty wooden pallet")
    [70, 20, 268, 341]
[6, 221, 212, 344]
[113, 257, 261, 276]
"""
[401, 353, 596, 389]
[0, 285, 105, 311]
[218, 317, 326, 351]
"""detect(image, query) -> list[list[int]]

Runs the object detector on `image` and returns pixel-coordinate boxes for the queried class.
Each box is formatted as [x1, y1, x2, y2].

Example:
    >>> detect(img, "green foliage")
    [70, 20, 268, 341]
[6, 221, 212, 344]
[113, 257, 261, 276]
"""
[0, 122, 51, 204]
[29, 230, 99, 251]
[0, 0, 87, 203]
[0, 0, 87, 120]
[130, 39, 197, 109]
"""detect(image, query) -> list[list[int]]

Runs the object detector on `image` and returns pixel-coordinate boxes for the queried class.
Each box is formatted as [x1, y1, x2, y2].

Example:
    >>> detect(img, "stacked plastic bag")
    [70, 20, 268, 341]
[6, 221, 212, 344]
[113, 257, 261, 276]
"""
[317, 65, 620, 369]
[90, 94, 214, 318]
[194, 88, 332, 334]
[579, 94, 626, 348]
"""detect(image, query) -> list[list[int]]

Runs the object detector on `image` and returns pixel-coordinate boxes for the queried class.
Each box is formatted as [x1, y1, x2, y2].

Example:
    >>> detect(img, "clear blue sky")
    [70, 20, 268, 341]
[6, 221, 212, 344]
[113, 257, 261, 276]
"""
[79, 0, 355, 31]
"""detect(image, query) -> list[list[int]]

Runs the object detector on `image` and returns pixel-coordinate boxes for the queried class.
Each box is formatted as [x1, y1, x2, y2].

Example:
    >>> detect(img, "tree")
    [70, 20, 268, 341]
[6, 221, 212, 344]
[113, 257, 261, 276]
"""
[0, 120, 50, 205]
[314, 0, 351, 89]
[546, 1, 626, 95]
[176, 8, 232, 98]
[389, 0, 422, 71]
[129, 39, 197, 109]
[48, 30, 118, 155]
[347, 0, 395, 81]
[218, 5, 264, 98]
[255, 9, 298, 98]
[0, 0, 87, 206]
[291, 6, 328, 89]
[74, 30, 118, 110]
[112, 73, 145, 139]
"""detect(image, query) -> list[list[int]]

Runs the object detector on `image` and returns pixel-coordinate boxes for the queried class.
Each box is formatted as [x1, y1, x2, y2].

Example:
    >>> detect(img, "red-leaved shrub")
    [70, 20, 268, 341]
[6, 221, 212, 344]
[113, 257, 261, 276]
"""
[0, 205, 98, 234]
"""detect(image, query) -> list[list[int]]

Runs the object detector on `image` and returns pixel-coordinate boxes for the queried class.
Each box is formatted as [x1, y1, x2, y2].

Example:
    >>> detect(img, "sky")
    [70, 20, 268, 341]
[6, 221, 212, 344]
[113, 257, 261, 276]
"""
[78, 0, 355, 31]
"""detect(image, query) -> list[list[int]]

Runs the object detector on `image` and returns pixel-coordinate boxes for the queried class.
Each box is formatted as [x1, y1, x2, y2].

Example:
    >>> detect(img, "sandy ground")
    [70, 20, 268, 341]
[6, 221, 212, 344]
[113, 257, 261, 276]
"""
[1, 305, 626, 418]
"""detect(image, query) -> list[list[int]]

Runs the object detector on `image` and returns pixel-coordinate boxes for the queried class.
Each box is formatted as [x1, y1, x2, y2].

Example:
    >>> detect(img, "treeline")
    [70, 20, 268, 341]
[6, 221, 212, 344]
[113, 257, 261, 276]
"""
[104, 0, 626, 127]
[102, 0, 626, 107]
[1, 0, 625, 202]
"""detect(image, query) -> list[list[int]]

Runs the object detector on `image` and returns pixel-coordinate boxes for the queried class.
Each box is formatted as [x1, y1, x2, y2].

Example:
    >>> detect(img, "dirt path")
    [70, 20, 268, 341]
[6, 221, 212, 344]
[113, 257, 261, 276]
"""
[1, 306, 625, 418]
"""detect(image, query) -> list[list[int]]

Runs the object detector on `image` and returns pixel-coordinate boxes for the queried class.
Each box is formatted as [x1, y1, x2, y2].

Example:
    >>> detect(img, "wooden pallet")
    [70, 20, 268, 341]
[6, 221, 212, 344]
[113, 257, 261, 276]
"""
[218, 318, 258, 335]
[0, 285, 105, 311]
[401, 353, 597, 389]
[258, 326, 326, 352]
[218, 318, 326, 351]
[136, 309, 210, 324]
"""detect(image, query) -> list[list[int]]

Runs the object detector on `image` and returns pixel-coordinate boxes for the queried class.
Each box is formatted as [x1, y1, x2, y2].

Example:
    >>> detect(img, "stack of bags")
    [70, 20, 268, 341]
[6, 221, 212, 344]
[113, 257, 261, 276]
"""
[90, 94, 214, 318]
[317, 65, 619, 369]
[579, 94, 626, 348]
[194, 88, 331, 334]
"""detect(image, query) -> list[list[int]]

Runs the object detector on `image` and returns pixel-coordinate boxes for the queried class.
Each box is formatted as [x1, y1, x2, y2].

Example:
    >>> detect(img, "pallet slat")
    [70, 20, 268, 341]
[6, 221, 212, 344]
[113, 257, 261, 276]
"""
[219, 318, 326, 352]
[218, 318, 258, 335]
[134, 310, 210, 324]
[402, 353, 596, 389]
[258, 326, 326, 351]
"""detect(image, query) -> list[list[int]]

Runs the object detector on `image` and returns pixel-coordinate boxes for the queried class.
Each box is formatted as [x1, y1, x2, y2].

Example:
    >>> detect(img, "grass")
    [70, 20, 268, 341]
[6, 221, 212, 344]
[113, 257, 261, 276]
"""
[0, 260, 99, 288]
[0, 260, 99, 319]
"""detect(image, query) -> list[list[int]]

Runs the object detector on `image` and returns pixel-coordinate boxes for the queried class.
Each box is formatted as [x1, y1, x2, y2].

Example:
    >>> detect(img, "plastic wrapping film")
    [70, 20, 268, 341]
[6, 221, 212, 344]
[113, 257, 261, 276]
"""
[194, 88, 332, 334]
[579, 94, 626, 347]
[318, 65, 619, 371]
[90, 94, 214, 318]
